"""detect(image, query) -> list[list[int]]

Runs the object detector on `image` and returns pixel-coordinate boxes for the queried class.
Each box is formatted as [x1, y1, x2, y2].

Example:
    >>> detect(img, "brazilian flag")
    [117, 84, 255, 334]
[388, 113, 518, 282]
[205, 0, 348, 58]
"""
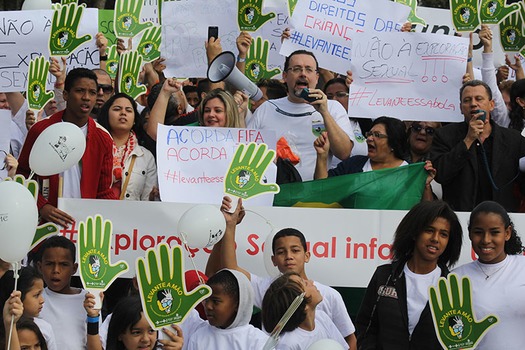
[273, 162, 426, 210]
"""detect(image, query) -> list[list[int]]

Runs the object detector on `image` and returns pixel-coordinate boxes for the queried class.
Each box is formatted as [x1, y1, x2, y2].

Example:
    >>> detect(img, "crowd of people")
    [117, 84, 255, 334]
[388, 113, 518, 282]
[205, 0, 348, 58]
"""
[0, 14, 525, 350]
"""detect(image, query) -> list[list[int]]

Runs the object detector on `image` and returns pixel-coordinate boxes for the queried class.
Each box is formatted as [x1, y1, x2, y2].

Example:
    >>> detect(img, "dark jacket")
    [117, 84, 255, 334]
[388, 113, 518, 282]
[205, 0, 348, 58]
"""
[355, 261, 448, 350]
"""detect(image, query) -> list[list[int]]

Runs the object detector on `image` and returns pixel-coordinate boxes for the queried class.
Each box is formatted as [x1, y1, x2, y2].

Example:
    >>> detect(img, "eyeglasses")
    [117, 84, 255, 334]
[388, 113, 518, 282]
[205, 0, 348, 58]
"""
[287, 66, 318, 74]
[365, 131, 388, 139]
[98, 84, 114, 94]
[326, 91, 349, 100]
[411, 123, 435, 136]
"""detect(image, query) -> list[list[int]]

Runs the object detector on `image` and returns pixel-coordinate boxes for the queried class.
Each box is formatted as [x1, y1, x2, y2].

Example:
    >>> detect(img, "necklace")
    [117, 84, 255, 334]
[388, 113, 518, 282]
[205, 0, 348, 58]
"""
[476, 258, 508, 280]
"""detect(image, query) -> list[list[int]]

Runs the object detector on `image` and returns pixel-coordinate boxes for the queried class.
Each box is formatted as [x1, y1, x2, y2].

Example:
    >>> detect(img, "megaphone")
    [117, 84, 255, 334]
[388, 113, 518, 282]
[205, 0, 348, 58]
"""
[207, 51, 263, 101]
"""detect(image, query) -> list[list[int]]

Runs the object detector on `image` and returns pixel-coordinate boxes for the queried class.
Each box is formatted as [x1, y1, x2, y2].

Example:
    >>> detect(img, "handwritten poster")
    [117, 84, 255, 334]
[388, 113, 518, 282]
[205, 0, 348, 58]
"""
[0, 111, 10, 180]
[349, 31, 468, 122]
[0, 9, 98, 93]
[156, 125, 276, 206]
[280, 0, 410, 74]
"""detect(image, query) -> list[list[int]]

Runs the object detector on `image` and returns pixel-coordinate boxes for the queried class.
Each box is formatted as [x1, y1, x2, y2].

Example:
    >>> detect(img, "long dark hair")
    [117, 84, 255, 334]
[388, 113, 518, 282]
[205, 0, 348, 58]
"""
[16, 316, 49, 350]
[97, 93, 145, 141]
[508, 79, 525, 132]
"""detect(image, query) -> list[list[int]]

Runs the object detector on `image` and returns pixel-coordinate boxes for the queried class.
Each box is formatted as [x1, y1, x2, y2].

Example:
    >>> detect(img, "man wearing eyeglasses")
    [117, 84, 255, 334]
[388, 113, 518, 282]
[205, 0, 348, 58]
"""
[91, 69, 114, 118]
[247, 50, 354, 181]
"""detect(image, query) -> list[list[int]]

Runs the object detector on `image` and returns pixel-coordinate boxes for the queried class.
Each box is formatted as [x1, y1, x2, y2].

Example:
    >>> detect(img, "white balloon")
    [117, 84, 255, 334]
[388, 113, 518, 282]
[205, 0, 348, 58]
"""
[177, 205, 226, 249]
[0, 181, 38, 263]
[263, 231, 280, 278]
[306, 339, 345, 350]
[21, 0, 52, 10]
[29, 123, 86, 176]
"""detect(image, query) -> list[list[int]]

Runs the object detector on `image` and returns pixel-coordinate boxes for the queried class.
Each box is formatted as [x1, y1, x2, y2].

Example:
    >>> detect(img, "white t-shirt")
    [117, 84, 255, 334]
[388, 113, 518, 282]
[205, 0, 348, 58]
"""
[251, 274, 355, 338]
[38, 288, 87, 349]
[275, 310, 347, 350]
[361, 159, 409, 172]
[453, 255, 525, 350]
[34, 317, 58, 350]
[248, 97, 353, 181]
[403, 263, 441, 336]
[61, 122, 87, 199]
[185, 323, 268, 350]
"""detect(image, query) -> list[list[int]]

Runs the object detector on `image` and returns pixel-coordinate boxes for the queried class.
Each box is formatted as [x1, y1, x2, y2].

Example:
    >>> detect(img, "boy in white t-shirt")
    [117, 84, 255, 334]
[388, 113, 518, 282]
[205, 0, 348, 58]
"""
[207, 196, 356, 350]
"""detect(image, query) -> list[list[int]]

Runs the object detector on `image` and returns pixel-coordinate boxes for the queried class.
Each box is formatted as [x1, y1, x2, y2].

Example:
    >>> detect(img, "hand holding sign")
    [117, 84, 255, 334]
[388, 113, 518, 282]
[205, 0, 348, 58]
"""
[119, 50, 146, 100]
[114, 0, 153, 38]
[480, 0, 519, 25]
[245, 37, 281, 82]
[136, 244, 212, 328]
[137, 26, 162, 63]
[49, 3, 92, 56]
[429, 274, 498, 350]
[450, 0, 480, 32]
[238, 0, 276, 32]
[78, 215, 129, 309]
[225, 142, 279, 200]
[27, 57, 55, 112]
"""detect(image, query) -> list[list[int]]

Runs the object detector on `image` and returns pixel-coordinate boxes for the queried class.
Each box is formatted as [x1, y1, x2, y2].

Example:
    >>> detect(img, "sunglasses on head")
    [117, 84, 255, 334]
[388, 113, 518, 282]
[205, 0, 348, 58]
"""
[98, 84, 114, 94]
[411, 123, 435, 135]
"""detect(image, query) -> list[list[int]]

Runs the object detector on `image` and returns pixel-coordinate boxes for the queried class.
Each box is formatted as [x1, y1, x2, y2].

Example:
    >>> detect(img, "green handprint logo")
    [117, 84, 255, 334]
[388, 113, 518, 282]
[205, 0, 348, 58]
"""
[238, 0, 276, 32]
[114, 0, 154, 38]
[60, 0, 77, 4]
[480, 0, 519, 24]
[287, 0, 298, 16]
[49, 3, 92, 56]
[78, 215, 129, 290]
[137, 26, 162, 63]
[429, 274, 499, 349]
[450, 0, 480, 32]
[105, 45, 119, 80]
[225, 142, 279, 200]
[119, 50, 147, 100]
[395, 0, 426, 26]
[245, 37, 281, 82]
[4, 175, 59, 249]
[136, 243, 212, 328]
[499, 12, 525, 52]
[27, 57, 54, 112]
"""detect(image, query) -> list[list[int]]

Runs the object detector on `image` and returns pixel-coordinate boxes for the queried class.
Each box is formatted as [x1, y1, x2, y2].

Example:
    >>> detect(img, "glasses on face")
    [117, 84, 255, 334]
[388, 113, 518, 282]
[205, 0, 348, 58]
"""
[287, 66, 318, 74]
[326, 91, 349, 100]
[411, 123, 435, 136]
[97, 84, 114, 94]
[365, 131, 388, 139]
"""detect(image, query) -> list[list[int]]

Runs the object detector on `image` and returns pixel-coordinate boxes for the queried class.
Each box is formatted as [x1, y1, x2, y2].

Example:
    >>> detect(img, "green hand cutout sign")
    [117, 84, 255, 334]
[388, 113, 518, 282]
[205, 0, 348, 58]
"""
[78, 215, 129, 290]
[137, 26, 162, 63]
[480, 0, 519, 25]
[225, 142, 279, 200]
[60, 0, 77, 4]
[450, 0, 480, 32]
[27, 57, 54, 112]
[429, 274, 499, 350]
[5, 175, 59, 249]
[119, 50, 147, 100]
[238, 0, 276, 32]
[136, 243, 212, 328]
[114, 0, 154, 38]
[395, 0, 426, 26]
[245, 36, 281, 82]
[49, 3, 92, 57]
[499, 12, 525, 52]
[287, 0, 298, 16]
[105, 45, 119, 80]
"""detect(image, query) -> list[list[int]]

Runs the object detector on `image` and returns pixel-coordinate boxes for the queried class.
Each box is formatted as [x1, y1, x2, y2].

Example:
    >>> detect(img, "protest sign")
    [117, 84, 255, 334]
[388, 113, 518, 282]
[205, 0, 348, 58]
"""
[98, 9, 117, 47]
[156, 125, 276, 206]
[0, 111, 10, 180]
[349, 31, 468, 121]
[0, 9, 98, 92]
[280, 0, 410, 74]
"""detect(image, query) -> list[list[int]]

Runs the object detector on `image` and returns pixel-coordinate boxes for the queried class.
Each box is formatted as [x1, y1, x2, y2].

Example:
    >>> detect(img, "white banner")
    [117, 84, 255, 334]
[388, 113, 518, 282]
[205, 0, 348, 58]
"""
[0, 110, 10, 180]
[156, 125, 277, 206]
[0, 9, 99, 93]
[349, 31, 468, 121]
[280, 0, 410, 74]
[57, 198, 525, 288]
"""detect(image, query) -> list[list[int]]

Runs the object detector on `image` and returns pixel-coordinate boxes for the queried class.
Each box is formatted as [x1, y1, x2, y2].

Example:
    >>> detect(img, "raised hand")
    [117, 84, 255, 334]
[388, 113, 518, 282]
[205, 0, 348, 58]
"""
[224, 142, 279, 200]
[499, 12, 525, 52]
[429, 274, 499, 349]
[119, 50, 147, 99]
[49, 3, 92, 56]
[136, 243, 212, 327]
[78, 215, 129, 294]
[245, 36, 281, 82]
[450, 0, 480, 32]
[480, 0, 519, 24]
[105, 45, 119, 79]
[238, 0, 276, 32]
[395, 0, 426, 26]
[27, 57, 54, 112]
[137, 25, 162, 63]
[114, 0, 154, 38]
